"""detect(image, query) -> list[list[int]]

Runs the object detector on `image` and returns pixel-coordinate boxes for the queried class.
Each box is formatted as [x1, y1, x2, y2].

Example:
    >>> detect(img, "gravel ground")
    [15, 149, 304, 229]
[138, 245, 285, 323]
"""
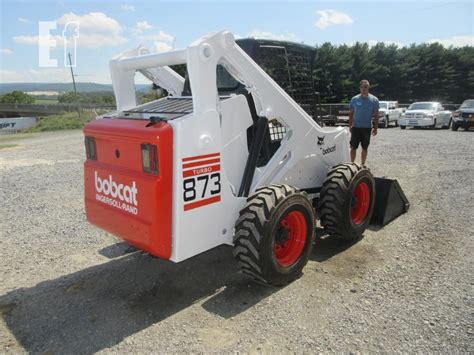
[0, 126, 472, 353]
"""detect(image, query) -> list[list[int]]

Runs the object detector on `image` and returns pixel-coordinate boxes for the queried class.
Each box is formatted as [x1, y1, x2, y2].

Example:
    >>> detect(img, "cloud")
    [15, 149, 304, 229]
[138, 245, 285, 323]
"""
[367, 40, 404, 48]
[143, 30, 174, 43]
[14, 34, 63, 46]
[154, 42, 173, 53]
[315, 9, 353, 29]
[247, 30, 299, 42]
[1, 48, 14, 55]
[121, 4, 135, 12]
[0, 68, 71, 83]
[427, 35, 474, 48]
[134, 21, 153, 34]
[13, 12, 127, 48]
[18, 17, 30, 23]
[133, 29, 175, 52]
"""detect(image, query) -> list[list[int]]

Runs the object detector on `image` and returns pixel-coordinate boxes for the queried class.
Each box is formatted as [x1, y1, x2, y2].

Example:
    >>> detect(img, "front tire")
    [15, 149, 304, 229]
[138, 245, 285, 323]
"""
[452, 123, 459, 131]
[400, 125, 406, 130]
[233, 185, 315, 286]
[318, 163, 375, 241]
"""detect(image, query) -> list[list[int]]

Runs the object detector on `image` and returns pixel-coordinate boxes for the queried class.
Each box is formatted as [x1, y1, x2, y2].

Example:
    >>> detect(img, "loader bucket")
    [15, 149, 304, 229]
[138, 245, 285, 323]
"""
[370, 177, 410, 226]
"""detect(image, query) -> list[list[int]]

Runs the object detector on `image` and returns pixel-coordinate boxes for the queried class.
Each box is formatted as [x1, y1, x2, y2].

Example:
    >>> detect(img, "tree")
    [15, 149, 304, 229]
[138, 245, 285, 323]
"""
[58, 92, 85, 104]
[313, 41, 471, 103]
[0, 91, 35, 104]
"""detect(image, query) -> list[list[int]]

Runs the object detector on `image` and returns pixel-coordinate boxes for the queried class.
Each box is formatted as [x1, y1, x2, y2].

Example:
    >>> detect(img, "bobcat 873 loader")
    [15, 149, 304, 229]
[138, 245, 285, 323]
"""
[84, 30, 383, 286]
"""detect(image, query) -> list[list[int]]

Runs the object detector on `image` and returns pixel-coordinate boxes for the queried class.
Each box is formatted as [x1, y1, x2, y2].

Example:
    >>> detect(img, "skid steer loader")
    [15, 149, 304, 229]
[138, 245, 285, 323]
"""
[84, 30, 391, 286]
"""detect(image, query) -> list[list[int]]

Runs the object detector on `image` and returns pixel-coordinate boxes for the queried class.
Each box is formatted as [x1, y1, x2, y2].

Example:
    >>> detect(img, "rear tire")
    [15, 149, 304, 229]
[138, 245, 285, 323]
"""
[318, 163, 375, 241]
[233, 184, 315, 286]
[451, 123, 459, 131]
[400, 125, 406, 130]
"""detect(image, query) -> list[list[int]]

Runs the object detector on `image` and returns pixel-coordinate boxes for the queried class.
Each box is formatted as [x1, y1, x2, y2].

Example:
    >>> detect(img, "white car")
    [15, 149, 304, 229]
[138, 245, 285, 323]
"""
[377, 101, 403, 128]
[399, 102, 452, 129]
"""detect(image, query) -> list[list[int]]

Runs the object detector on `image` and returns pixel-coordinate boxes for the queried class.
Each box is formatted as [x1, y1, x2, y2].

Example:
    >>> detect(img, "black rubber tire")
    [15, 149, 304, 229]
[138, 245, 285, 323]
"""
[395, 118, 399, 127]
[385, 116, 389, 128]
[451, 123, 459, 131]
[400, 125, 406, 130]
[233, 184, 315, 286]
[430, 119, 437, 129]
[318, 163, 375, 241]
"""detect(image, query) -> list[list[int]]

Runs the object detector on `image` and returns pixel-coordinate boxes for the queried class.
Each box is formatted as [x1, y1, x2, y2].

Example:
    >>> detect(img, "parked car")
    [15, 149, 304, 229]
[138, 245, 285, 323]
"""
[321, 114, 338, 126]
[337, 107, 350, 125]
[313, 92, 338, 126]
[399, 102, 452, 129]
[377, 101, 403, 128]
[452, 99, 474, 131]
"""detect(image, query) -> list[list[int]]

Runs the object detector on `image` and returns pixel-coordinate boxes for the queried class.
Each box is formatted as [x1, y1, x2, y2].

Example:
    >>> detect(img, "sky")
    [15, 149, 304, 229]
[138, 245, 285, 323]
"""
[0, 0, 473, 84]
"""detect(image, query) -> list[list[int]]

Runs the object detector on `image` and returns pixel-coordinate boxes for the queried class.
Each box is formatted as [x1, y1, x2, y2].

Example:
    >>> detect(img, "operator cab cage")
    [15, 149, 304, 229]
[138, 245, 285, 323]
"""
[121, 38, 318, 168]
[182, 38, 318, 120]
[122, 38, 317, 121]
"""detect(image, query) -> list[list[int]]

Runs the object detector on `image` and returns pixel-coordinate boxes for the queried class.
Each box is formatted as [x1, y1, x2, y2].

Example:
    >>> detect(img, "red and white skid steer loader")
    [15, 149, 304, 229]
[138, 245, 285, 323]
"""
[84, 30, 407, 286]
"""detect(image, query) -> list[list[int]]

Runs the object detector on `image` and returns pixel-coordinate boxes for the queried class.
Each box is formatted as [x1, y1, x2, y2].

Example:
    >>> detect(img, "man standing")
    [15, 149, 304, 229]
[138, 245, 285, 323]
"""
[348, 80, 379, 166]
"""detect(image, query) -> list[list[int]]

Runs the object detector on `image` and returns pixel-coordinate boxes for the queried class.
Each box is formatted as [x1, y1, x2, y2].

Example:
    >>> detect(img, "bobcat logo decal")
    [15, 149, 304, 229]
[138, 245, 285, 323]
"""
[317, 136, 325, 146]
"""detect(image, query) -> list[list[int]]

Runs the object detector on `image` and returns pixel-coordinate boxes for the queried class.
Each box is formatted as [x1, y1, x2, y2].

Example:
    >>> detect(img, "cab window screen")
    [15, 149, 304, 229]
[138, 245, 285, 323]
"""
[257, 46, 292, 92]
[216, 65, 239, 90]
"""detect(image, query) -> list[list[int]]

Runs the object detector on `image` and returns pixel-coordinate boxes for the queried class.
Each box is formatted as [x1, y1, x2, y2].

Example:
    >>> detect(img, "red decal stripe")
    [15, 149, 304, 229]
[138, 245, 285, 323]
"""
[183, 164, 221, 177]
[182, 158, 220, 169]
[184, 195, 221, 211]
[182, 152, 220, 162]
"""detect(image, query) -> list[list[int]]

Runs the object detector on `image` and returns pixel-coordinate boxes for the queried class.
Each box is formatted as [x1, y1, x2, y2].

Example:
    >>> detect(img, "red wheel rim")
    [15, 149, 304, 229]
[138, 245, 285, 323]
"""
[351, 181, 371, 225]
[273, 210, 307, 267]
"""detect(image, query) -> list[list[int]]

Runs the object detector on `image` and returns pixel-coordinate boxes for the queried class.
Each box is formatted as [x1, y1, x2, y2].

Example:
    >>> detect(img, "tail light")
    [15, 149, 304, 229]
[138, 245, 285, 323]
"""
[141, 144, 158, 175]
[85, 136, 97, 160]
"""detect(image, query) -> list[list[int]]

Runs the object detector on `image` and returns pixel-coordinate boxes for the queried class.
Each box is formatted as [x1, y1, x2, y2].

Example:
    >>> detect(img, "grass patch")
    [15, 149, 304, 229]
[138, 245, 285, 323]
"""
[26, 111, 100, 132]
[0, 144, 18, 150]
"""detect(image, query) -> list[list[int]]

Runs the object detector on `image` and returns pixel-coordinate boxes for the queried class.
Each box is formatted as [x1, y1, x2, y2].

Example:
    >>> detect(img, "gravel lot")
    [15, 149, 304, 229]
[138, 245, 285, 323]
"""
[0, 126, 472, 353]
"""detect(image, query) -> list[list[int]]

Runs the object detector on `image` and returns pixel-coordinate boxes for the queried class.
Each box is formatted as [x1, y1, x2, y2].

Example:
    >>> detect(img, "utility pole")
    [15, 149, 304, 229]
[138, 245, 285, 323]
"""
[68, 52, 80, 118]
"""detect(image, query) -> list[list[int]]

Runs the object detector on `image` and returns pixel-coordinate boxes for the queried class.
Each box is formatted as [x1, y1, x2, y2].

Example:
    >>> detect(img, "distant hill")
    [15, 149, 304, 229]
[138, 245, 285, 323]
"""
[0, 82, 151, 94]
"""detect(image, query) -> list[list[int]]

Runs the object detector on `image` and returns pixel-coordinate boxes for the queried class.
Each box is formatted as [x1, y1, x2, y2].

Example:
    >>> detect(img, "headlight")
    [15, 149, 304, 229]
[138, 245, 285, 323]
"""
[425, 114, 434, 118]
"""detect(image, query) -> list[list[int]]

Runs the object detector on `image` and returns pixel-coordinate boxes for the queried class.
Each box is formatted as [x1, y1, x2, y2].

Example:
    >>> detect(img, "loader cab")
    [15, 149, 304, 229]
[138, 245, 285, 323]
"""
[181, 38, 318, 167]
[182, 38, 317, 119]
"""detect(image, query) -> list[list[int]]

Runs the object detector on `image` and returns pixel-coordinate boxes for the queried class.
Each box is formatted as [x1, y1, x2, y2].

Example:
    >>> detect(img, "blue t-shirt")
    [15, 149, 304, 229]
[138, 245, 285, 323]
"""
[349, 94, 379, 128]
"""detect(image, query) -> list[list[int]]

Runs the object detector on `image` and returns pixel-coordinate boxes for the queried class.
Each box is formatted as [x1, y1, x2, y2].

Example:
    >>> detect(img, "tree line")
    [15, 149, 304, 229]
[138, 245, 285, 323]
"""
[313, 42, 473, 104]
